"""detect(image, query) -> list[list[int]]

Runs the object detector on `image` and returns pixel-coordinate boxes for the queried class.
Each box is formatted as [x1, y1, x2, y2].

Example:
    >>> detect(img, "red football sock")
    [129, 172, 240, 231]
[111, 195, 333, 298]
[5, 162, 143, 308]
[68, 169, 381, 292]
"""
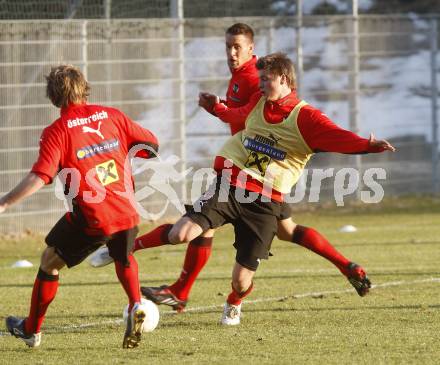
[133, 224, 173, 252]
[292, 225, 350, 274]
[168, 237, 213, 300]
[227, 282, 254, 306]
[115, 255, 141, 311]
[24, 268, 59, 334]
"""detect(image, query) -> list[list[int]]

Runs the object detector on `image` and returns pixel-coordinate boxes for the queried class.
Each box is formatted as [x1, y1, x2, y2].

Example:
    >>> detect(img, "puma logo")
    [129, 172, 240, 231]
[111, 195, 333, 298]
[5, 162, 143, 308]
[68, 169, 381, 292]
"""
[82, 121, 104, 140]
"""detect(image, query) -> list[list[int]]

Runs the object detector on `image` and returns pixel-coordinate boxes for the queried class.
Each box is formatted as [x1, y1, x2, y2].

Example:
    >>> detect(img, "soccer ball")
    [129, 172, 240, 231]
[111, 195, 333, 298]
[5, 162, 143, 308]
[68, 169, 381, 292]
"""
[122, 298, 160, 332]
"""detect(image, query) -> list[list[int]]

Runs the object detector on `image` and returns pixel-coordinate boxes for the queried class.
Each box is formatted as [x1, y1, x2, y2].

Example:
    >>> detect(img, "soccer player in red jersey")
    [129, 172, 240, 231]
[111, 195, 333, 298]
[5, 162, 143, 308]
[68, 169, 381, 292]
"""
[136, 24, 377, 311]
[199, 23, 260, 135]
[132, 53, 395, 325]
[0, 65, 158, 348]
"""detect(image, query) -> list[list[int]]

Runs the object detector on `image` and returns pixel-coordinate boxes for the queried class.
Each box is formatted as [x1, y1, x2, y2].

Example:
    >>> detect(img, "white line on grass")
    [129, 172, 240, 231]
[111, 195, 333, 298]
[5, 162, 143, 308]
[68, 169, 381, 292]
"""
[182, 276, 440, 312]
[1, 276, 439, 337]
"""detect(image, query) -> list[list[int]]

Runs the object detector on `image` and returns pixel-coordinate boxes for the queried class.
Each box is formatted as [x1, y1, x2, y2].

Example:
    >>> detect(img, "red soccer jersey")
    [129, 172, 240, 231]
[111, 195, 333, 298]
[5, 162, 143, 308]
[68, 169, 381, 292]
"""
[213, 91, 385, 201]
[31, 103, 158, 235]
[223, 55, 260, 135]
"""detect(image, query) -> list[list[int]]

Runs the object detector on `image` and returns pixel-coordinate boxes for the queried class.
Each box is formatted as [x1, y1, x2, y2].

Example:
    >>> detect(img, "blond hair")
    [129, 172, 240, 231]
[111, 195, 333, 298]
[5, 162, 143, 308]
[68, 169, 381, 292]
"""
[45, 65, 90, 108]
[256, 53, 297, 89]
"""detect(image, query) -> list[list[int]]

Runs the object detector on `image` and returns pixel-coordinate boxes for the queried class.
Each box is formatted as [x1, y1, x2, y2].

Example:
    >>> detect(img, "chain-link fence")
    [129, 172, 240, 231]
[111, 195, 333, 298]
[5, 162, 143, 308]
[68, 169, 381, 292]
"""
[2, 0, 439, 19]
[0, 14, 439, 233]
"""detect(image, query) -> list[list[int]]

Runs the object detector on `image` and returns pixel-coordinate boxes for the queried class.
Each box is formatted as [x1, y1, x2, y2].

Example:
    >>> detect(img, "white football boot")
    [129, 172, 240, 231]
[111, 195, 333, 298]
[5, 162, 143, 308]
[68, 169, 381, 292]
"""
[220, 302, 242, 326]
[5, 316, 42, 347]
[122, 302, 146, 349]
[87, 246, 114, 268]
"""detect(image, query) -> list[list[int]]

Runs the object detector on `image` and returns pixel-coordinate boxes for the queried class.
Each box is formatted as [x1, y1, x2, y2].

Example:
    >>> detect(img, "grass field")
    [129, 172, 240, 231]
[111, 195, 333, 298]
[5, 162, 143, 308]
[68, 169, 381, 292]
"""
[0, 196, 439, 364]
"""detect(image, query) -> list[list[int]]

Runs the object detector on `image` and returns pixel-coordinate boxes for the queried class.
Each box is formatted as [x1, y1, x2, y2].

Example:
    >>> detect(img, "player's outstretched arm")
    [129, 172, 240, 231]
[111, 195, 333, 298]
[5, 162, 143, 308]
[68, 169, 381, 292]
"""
[298, 107, 397, 154]
[0, 173, 45, 213]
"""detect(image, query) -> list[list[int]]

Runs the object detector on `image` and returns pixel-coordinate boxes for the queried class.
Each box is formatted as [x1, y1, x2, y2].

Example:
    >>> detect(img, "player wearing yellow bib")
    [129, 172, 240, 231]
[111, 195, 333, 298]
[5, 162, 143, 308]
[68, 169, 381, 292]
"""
[135, 53, 395, 325]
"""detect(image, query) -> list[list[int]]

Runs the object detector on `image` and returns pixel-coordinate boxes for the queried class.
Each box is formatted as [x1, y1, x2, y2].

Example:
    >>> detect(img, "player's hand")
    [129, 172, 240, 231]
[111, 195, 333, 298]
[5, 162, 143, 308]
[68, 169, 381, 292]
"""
[198, 92, 219, 112]
[0, 203, 6, 214]
[369, 133, 396, 152]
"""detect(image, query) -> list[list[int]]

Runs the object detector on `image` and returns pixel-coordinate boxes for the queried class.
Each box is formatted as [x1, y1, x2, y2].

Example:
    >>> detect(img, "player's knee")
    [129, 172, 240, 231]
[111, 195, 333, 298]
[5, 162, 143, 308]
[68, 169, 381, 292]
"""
[40, 247, 65, 274]
[276, 228, 291, 241]
[276, 220, 296, 241]
[168, 227, 189, 244]
[169, 218, 203, 244]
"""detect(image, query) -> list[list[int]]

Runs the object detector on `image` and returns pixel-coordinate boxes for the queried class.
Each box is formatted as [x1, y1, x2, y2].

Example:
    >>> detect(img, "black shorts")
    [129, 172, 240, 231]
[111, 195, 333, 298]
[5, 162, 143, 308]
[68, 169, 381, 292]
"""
[187, 202, 292, 221]
[45, 215, 139, 268]
[185, 178, 280, 271]
[279, 202, 292, 220]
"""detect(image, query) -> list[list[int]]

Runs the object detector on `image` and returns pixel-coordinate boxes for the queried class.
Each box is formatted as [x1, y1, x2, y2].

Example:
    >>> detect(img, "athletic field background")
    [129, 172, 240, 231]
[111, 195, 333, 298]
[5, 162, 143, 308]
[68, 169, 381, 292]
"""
[0, 195, 439, 364]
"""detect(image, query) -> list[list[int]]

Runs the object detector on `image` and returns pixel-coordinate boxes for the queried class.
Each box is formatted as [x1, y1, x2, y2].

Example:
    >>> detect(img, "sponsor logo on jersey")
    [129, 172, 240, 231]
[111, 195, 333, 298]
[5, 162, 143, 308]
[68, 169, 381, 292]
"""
[243, 136, 286, 160]
[243, 134, 286, 176]
[95, 159, 119, 186]
[82, 121, 104, 139]
[67, 110, 108, 128]
[76, 139, 119, 160]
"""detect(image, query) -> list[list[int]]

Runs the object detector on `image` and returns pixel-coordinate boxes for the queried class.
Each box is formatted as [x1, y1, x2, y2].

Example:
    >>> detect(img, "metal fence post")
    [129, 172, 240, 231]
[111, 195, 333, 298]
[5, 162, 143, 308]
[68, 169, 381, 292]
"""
[104, 0, 112, 103]
[266, 18, 274, 54]
[81, 20, 88, 80]
[348, 0, 362, 197]
[431, 17, 439, 192]
[104, 0, 111, 19]
[296, 0, 303, 97]
[171, 0, 187, 202]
